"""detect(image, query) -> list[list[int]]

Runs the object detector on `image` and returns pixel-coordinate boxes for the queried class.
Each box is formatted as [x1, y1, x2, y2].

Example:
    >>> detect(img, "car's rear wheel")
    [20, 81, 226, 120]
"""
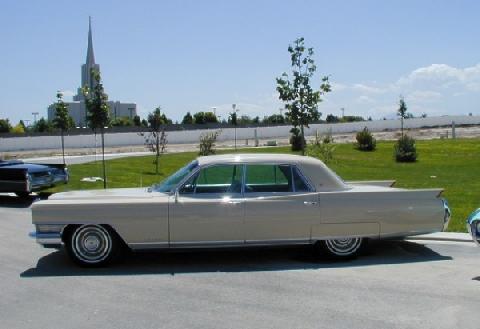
[66, 224, 123, 267]
[316, 237, 365, 259]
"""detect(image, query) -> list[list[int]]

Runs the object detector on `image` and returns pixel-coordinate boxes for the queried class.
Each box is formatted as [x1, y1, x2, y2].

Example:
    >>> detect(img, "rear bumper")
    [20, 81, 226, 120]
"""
[442, 199, 451, 231]
[29, 231, 62, 247]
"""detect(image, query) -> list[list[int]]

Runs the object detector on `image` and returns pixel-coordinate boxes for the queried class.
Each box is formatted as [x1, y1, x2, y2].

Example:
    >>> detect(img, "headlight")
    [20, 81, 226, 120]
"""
[36, 224, 64, 233]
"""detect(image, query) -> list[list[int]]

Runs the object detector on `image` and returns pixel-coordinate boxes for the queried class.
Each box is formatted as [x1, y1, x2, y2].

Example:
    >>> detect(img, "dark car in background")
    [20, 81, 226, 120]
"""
[0, 160, 68, 197]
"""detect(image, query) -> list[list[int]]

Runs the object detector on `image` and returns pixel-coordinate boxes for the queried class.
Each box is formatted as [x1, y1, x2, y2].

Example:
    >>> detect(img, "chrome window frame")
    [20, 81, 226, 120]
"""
[174, 161, 315, 196]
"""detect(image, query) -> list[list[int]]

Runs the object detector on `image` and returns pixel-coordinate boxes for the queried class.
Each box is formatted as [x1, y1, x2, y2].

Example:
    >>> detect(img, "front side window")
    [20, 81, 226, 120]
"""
[180, 164, 243, 194]
[154, 161, 198, 192]
[245, 164, 293, 193]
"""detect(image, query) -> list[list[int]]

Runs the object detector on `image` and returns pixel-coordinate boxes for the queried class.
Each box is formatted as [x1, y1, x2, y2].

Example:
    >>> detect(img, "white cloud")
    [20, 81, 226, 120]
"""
[352, 83, 384, 94]
[322, 63, 480, 119]
[407, 90, 442, 103]
[356, 95, 375, 104]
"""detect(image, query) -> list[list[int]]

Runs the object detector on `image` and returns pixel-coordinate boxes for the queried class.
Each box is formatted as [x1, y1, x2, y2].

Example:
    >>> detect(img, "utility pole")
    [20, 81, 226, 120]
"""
[341, 108, 345, 118]
[32, 112, 39, 123]
[231, 104, 239, 151]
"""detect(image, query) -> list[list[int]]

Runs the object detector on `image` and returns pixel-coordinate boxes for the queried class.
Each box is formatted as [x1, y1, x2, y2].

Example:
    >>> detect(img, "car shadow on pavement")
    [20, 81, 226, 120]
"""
[20, 240, 452, 278]
[0, 193, 51, 208]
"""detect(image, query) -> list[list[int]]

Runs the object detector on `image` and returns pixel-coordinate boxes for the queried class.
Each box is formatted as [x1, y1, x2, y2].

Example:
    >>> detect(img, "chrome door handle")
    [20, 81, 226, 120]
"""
[228, 201, 243, 204]
[303, 201, 317, 205]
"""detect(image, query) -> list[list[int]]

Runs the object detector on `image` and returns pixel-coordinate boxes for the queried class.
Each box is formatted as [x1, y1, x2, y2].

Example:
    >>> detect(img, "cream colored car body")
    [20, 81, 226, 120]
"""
[31, 154, 450, 249]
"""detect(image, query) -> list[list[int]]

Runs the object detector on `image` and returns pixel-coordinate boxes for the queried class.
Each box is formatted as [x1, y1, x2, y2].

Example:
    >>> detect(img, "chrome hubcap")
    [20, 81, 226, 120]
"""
[325, 238, 362, 256]
[72, 225, 112, 264]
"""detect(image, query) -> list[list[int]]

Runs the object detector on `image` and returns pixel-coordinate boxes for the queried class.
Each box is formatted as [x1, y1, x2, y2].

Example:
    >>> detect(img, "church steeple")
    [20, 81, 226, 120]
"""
[74, 17, 101, 101]
[86, 16, 95, 66]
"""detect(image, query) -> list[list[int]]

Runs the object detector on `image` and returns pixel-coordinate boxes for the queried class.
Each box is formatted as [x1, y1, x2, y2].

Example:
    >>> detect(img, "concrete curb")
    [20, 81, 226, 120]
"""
[405, 232, 473, 243]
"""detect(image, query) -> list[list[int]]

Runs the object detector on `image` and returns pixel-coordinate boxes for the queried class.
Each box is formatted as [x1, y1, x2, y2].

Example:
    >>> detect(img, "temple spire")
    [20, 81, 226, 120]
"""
[86, 16, 95, 65]
[74, 16, 100, 101]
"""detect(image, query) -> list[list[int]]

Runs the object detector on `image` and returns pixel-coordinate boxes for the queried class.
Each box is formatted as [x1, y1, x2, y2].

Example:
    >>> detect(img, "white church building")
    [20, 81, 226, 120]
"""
[48, 18, 137, 127]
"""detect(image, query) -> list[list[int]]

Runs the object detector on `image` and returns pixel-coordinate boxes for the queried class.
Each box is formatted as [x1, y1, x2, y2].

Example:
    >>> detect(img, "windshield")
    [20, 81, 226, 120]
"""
[153, 160, 198, 193]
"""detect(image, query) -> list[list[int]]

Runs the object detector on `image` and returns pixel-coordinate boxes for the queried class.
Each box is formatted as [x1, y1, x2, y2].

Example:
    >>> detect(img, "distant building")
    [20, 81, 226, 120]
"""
[48, 17, 136, 127]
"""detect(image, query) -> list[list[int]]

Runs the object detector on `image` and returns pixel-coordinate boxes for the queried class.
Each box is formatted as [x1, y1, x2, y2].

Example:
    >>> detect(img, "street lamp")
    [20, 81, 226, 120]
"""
[32, 112, 39, 123]
[231, 104, 240, 151]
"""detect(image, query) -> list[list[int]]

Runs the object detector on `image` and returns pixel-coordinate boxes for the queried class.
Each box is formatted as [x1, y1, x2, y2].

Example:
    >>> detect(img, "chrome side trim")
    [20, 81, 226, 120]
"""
[128, 242, 169, 250]
[29, 232, 62, 245]
[245, 238, 311, 245]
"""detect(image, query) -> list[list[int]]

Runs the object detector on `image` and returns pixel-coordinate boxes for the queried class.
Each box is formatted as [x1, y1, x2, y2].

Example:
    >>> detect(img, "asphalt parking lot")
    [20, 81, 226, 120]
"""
[0, 195, 479, 329]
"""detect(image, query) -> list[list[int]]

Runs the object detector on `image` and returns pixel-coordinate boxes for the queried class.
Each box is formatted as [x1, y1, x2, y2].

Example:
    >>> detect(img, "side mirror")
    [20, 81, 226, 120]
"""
[174, 189, 179, 203]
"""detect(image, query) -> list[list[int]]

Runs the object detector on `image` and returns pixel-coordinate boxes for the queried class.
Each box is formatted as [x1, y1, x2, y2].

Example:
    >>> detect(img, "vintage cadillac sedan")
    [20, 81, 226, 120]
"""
[31, 154, 451, 266]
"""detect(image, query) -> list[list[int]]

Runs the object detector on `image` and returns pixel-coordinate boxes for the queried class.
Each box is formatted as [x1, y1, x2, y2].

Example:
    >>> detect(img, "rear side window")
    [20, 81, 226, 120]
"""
[245, 164, 293, 192]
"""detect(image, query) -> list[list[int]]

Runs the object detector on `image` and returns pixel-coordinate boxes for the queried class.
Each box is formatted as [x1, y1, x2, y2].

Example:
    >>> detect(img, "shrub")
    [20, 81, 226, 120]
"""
[289, 127, 305, 151]
[199, 130, 221, 156]
[355, 127, 376, 151]
[322, 129, 334, 144]
[307, 131, 336, 164]
[394, 135, 417, 162]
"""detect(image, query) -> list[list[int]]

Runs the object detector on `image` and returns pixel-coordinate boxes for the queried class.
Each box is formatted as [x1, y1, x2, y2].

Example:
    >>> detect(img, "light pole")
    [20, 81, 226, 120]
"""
[341, 107, 345, 118]
[231, 104, 239, 150]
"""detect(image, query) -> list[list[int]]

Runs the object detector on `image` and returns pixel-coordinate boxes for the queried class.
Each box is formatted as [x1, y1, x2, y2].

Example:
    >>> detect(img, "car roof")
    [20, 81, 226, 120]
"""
[197, 153, 315, 165]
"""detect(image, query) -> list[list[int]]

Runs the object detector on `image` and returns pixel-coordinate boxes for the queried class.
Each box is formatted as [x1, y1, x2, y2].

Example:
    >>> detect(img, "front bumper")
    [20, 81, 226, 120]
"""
[29, 231, 63, 248]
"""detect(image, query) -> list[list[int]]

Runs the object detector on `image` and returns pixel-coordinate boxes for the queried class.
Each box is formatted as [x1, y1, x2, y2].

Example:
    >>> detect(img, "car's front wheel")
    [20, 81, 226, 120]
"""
[316, 237, 365, 259]
[66, 225, 123, 267]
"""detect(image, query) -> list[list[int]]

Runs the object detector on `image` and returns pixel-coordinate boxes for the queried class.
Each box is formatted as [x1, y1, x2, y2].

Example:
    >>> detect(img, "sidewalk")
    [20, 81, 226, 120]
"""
[406, 232, 472, 243]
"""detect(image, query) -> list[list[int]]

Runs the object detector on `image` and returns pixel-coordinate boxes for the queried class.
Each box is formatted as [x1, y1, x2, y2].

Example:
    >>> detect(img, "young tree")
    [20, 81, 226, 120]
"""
[53, 92, 72, 164]
[83, 69, 110, 189]
[398, 96, 408, 137]
[276, 37, 331, 154]
[143, 107, 168, 175]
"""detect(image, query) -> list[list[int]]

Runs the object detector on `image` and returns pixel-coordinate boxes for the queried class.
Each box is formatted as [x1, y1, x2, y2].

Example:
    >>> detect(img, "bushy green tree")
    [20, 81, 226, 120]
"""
[32, 117, 54, 133]
[111, 116, 134, 126]
[0, 119, 12, 133]
[263, 114, 286, 124]
[193, 111, 218, 124]
[82, 69, 110, 188]
[133, 115, 141, 126]
[182, 112, 193, 124]
[276, 37, 331, 154]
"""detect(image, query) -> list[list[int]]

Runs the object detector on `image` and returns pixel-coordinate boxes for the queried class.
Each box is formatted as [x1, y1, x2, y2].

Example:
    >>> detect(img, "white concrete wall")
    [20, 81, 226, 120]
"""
[1, 115, 479, 152]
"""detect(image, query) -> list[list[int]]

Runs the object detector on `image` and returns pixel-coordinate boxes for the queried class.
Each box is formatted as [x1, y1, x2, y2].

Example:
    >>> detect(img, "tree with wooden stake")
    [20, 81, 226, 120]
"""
[397, 96, 408, 137]
[53, 91, 72, 165]
[141, 107, 168, 175]
[82, 69, 110, 189]
[276, 37, 331, 154]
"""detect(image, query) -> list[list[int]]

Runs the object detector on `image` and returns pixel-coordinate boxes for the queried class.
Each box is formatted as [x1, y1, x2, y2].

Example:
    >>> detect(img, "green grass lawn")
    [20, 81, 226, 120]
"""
[50, 138, 480, 232]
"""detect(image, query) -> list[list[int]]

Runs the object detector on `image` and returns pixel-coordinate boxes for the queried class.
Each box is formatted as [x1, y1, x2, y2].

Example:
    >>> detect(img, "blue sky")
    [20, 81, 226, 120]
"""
[1, 0, 479, 124]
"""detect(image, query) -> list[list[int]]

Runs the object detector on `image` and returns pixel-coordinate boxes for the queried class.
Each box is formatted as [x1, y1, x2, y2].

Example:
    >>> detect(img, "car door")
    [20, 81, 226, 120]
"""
[169, 164, 245, 246]
[243, 164, 319, 243]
